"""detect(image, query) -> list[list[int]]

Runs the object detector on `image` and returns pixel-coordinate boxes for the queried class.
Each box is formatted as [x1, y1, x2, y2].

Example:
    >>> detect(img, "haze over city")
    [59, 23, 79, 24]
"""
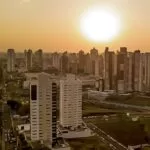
[1, 1, 150, 150]
[0, 0, 150, 51]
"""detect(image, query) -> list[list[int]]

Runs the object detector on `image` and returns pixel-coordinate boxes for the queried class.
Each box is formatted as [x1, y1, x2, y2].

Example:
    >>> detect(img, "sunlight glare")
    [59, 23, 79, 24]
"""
[80, 7, 121, 42]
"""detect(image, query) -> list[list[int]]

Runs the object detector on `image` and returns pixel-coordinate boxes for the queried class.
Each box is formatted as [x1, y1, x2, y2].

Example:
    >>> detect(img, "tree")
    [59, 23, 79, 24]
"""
[7, 100, 21, 110]
[18, 104, 30, 116]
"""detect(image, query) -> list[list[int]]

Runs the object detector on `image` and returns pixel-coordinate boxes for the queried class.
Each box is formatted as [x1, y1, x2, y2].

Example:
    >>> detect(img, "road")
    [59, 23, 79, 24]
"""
[86, 122, 127, 150]
[85, 98, 150, 111]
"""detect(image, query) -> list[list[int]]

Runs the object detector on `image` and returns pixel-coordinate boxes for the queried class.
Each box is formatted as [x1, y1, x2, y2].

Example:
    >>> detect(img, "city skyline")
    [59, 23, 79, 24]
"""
[0, 47, 150, 53]
[1, 0, 150, 52]
[1, 36, 150, 149]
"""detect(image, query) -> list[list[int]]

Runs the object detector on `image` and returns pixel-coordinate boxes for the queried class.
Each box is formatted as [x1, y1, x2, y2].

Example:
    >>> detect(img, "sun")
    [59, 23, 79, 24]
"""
[80, 7, 121, 42]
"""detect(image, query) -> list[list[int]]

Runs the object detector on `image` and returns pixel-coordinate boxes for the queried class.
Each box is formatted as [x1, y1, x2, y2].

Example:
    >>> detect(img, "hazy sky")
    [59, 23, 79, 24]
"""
[0, 0, 150, 52]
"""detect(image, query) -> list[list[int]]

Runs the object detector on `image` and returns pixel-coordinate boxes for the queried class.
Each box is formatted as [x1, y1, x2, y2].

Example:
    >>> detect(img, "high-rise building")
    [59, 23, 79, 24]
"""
[78, 50, 85, 73]
[94, 58, 100, 77]
[131, 51, 150, 92]
[132, 50, 141, 91]
[52, 52, 60, 70]
[7, 49, 15, 72]
[30, 73, 57, 147]
[90, 48, 99, 76]
[84, 53, 92, 74]
[25, 49, 33, 71]
[68, 53, 78, 74]
[117, 47, 128, 93]
[60, 52, 69, 74]
[126, 52, 133, 92]
[99, 55, 104, 78]
[34, 49, 43, 70]
[69, 62, 78, 74]
[90, 47, 98, 59]
[60, 74, 82, 128]
[144, 53, 150, 91]
[103, 47, 116, 91]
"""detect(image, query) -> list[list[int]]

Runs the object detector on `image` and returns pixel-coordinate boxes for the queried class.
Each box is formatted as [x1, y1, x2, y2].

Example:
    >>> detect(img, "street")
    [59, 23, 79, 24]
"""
[85, 97, 150, 111]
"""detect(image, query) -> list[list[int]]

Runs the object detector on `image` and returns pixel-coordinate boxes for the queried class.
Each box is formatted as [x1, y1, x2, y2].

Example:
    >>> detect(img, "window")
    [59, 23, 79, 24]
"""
[21, 126, 24, 130]
[31, 85, 37, 100]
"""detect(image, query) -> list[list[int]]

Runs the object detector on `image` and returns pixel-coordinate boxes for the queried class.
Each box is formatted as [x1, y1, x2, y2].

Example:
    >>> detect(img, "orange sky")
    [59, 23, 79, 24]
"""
[0, 0, 150, 52]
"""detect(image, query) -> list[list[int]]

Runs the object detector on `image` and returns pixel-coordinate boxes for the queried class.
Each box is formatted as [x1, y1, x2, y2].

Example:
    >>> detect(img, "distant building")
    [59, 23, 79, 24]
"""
[95, 79, 104, 91]
[144, 53, 150, 91]
[84, 53, 92, 74]
[136, 52, 150, 92]
[7, 49, 15, 72]
[25, 49, 33, 71]
[60, 74, 82, 128]
[103, 47, 116, 91]
[90, 47, 99, 76]
[60, 52, 69, 74]
[78, 50, 85, 73]
[68, 53, 78, 74]
[34, 49, 43, 71]
[98, 55, 104, 77]
[132, 50, 141, 91]
[30, 73, 57, 147]
[117, 47, 128, 93]
[52, 52, 60, 70]
[90, 47, 98, 59]
[126, 52, 133, 92]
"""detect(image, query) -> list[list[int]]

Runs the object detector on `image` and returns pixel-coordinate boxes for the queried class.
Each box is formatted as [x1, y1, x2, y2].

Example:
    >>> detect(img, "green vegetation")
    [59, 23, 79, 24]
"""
[67, 136, 110, 150]
[83, 102, 123, 116]
[4, 72, 29, 102]
[106, 95, 150, 107]
[6, 80, 29, 101]
[143, 147, 150, 150]
[17, 104, 30, 116]
[7, 100, 30, 116]
[87, 115, 150, 146]
[18, 134, 32, 150]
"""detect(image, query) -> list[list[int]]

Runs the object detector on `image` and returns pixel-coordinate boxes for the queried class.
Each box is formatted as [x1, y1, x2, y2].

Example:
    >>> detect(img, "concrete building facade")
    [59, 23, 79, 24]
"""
[30, 73, 57, 147]
[60, 74, 82, 128]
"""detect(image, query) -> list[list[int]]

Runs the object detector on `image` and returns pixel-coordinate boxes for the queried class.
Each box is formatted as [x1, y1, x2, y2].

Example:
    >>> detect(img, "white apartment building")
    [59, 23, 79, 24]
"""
[60, 74, 82, 128]
[30, 72, 57, 147]
[7, 49, 15, 72]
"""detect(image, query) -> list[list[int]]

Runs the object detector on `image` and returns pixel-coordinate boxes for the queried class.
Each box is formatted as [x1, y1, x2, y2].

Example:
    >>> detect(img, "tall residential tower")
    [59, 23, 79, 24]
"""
[30, 73, 57, 147]
[7, 49, 15, 72]
[25, 49, 33, 71]
[60, 74, 82, 128]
